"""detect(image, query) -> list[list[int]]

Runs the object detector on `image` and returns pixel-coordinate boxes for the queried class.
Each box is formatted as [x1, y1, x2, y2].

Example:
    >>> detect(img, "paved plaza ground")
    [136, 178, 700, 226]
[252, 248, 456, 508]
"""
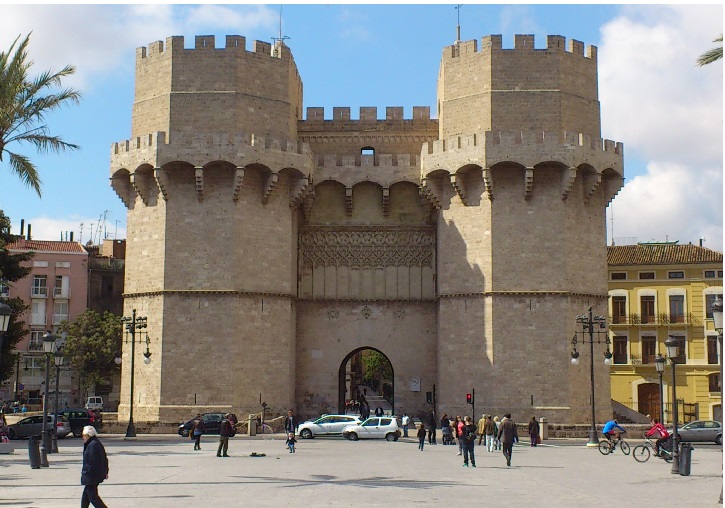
[0, 433, 722, 507]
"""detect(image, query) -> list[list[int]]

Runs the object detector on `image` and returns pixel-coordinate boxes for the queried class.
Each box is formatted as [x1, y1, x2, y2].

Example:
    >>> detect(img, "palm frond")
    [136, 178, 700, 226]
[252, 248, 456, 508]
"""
[697, 35, 723, 67]
[6, 151, 41, 196]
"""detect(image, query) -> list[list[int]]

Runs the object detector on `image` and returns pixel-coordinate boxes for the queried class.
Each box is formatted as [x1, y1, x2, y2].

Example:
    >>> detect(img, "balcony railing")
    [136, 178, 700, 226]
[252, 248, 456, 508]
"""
[615, 400, 698, 424]
[53, 287, 71, 298]
[30, 313, 46, 326]
[609, 313, 697, 326]
[28, 341, 43, 351]
[31, 287, 47, 298]
[52, 313, 69, 325]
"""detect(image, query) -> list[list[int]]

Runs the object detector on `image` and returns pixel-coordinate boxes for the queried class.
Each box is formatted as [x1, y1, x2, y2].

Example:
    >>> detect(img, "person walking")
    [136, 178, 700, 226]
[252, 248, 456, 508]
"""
[528, 416, 540, 447]
[191, 413, 205, 450]
[217, 413, 233, 457]
[484, 415, 496, 452]
[375, 406, 384, 417]
[80, 426, 109, 508]
[401, 413, 410, 437]
[497, 413, 518, 467]
[493, 416, 501, 451]
[284, 409, 297, 435]
[461, 416, 477, 467]
[286, 432, 297, 453]
[455, 415, 464, 455]
[427, 409, 437, 444]
[477, 413, 487, 446]
[417, 423, 427, 450]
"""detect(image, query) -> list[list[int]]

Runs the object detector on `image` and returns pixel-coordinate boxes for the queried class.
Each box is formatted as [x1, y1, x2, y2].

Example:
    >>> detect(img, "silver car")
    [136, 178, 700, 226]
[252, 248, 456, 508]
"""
[674, 420, 722, 444]
[6, 414, 71, 440]
[297, 414, 362, 439]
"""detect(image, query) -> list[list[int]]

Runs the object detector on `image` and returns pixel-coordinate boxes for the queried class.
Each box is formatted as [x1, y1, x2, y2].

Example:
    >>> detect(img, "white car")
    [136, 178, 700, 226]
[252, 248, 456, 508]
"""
[297, 414, 362, 439]
[342, 416, 401, 441]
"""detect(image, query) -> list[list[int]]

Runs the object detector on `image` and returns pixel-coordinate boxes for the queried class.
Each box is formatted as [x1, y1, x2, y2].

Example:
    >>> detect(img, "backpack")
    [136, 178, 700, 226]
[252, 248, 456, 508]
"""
[465, 425, 477, 442]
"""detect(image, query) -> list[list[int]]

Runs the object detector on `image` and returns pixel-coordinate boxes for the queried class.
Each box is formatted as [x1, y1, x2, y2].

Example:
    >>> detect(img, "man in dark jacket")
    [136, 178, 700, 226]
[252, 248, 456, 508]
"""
[497, 413, 518, 467]
[81, 425, 109, 508]
[426, 409, 437, 444]
[284, 409, 297, 435]
[217, 414, 232, 457]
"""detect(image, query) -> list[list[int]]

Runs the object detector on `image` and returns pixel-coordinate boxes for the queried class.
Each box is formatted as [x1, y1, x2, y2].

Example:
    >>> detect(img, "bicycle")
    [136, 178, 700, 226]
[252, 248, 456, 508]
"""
[598, 432, 630, 455]
[632, 435, 674, 463]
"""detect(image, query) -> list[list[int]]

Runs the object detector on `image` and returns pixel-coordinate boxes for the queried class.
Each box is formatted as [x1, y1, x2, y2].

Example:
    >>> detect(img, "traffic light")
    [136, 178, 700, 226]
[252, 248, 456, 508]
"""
[466, 393, 473, 404]
[426, 391, 433, 403]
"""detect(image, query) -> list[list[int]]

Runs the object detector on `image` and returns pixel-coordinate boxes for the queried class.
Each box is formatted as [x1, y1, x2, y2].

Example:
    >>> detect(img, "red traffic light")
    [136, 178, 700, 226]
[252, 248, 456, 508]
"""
[466, 393, 472, 404]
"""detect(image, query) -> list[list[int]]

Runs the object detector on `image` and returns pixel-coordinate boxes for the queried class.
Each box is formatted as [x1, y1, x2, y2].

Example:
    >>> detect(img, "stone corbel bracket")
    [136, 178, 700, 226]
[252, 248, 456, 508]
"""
[303, 187, 316, 221]
[561, 167, 577, 200]
[524, 167, 534, 200]
[482, 167, 494, 201]
[262, 172, 278, 205]
[289, 177, 309, 208]
[382, 187, 390, 216]
[232, 167, 245, 203]
[584, 171, 602, 204]
[450, 174, 468, 205]
[420, 178, 442, 209]
[345, 187, 353, 216]
[129, 172, 149, 206]
[154, 168, 169, 201]
[194, 166, 204, 201]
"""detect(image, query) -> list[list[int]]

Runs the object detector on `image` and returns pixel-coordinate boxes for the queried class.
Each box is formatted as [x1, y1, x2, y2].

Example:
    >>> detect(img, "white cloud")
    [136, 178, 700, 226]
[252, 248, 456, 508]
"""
[599, 5, 723, 249]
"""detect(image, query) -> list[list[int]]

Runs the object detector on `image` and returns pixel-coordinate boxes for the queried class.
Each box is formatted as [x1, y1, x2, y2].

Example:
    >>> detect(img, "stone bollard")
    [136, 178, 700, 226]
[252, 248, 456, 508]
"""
[247, 414, 256, 436]
[539, 417, 547, 440]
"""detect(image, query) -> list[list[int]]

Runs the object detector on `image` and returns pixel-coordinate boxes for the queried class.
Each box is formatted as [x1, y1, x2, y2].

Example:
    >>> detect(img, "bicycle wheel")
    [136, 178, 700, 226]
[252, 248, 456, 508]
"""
[632, 445, 650, 462]
[620, 440, 630, 455]
[598, 441, 612, 455]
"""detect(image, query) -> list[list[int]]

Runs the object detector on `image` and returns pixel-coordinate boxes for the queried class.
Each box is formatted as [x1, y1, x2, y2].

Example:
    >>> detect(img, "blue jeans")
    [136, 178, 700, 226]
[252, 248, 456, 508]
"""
[418, 438, 425, 450]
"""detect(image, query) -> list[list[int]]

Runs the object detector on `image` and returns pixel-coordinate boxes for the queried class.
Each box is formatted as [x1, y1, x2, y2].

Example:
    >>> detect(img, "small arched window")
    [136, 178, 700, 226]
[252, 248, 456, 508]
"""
[361, 146, 375, 156]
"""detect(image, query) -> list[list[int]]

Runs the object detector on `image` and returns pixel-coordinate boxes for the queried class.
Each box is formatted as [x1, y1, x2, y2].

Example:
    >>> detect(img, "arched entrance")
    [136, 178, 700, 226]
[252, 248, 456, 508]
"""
[339, 347, 394, 416]
[638, 383, 661, 419]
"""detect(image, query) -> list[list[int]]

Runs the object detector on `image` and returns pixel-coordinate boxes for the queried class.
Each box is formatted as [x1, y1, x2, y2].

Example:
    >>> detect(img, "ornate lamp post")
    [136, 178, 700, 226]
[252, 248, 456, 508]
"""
[710, 295, 722, 504]
[654, 354, 665, 425]
[570, 306, 611, 447]
[40, 332, 57, 458]
[120, 309, 149, 439]
[51, 349, 64, 453]
[0, 301, 12, 374]
[665, 335, 680, 474]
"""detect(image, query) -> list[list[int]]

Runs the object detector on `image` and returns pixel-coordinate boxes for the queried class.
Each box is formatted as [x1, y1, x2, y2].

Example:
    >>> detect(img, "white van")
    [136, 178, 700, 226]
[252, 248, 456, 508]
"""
[85, 396, 104, 411]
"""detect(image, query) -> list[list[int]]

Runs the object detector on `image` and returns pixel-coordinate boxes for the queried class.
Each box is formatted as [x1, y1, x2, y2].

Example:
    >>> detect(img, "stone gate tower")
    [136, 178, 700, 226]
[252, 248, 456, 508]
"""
[110, 33, 623, 425]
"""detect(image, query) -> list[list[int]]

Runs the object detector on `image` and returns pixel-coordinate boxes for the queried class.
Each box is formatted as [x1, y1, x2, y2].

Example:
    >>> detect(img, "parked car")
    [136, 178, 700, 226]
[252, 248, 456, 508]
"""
[297, 414, 362, 439]
[672, 420, 722, 444]
[6, 414, 71, 439]
[56, 408, 100, 437]
[178, 412, 237, 437]
[85, 396, 104, 411]
[342, 416, 401, 441]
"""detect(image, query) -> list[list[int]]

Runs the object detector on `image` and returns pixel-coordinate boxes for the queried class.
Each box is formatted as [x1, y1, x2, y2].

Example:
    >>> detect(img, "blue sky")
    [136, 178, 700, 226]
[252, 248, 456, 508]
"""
[0, 3, 722, 249]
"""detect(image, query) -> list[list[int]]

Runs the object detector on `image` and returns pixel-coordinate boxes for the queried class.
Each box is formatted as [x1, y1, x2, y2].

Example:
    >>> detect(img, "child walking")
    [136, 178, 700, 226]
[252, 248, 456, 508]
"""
[286, 432, 297, 453]
[417, 423, 427, 451]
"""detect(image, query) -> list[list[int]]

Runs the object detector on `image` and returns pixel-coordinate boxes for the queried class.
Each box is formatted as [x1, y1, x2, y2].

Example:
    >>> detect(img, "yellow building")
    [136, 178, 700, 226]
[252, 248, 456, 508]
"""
[608, 242, 723, 424]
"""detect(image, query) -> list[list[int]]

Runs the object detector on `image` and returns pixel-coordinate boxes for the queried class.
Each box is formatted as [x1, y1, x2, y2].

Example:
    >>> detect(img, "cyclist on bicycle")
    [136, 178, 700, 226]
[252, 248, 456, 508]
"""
[602, 419, 626, 442]
[645, 418, 670, 457]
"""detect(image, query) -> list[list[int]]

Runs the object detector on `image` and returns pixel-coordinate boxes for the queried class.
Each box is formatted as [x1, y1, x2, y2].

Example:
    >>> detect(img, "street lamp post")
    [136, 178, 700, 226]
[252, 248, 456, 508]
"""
[654, 354, 665, 425]
[121, 309, 149, 439]
[40, 332, 57, 460]
[570, 306, 611, 447]
[0, 301, 12, 376]
[710, 295, 722, 504]
[51, 349, 64, 453]
[665, 335, 680, 474]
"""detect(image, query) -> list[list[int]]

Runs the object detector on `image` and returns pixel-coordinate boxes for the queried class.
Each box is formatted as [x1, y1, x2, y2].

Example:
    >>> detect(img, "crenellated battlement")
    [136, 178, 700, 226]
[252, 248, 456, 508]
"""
[302, 106, 432, 122]
[443, 34, 597, 61]
[137, 35, 291, 61]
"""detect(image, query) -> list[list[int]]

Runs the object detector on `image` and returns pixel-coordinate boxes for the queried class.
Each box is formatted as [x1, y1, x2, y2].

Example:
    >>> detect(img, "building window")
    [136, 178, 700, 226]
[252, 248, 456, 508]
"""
[669, 295, 685, 323]
[33, 261, 48, 268]
[719, 271, 723, 278]
[705, 270, 716, 278]
[612, 296, 627, 324]
[708, 336, 720, 365]
[640, 272, 655, 280]
[53, 275, 69, 298]
[709, 373, 721, 392]
[31, 275, 47, 297]
[670, 335, 686, 364]
[53, 301, 69, 325]
[28, 331, 44, 351]
[0, 279, 8, 297]
[30, 300, 46, 326]
[24, 356, 43, 375]
[611, 272, 627, 280]
[641, 296, 656, 324]
[706, 294, 724, 319]
[361, 146, 375, 156]
[642, 337, 656, 364]
[668, 271, 685, 279]
[613, 336, 627, 364]
[55, 261, 70, 268]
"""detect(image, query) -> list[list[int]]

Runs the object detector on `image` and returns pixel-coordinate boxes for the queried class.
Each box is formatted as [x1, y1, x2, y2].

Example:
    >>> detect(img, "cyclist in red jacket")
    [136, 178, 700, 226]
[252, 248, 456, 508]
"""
[645, 418, 670, 457]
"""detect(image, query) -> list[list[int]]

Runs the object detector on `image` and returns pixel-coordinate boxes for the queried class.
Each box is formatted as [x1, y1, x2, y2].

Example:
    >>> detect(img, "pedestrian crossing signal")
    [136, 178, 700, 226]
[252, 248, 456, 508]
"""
[466, 393, 473, 404]
[426, 391, 433, 403]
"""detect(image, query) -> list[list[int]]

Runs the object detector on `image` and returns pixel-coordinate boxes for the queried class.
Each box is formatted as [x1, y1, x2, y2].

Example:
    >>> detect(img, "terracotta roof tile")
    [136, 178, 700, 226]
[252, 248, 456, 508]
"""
[607, 244, 723, 266]
[6, 239, 88, 254]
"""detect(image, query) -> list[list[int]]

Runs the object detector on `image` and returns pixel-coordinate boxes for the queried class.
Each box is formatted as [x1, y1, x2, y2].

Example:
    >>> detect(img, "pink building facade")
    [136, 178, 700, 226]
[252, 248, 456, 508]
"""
[0, 240, 88, 406]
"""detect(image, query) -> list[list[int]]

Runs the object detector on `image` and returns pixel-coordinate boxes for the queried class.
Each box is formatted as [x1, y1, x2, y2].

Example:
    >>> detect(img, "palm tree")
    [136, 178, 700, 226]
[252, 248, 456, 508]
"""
[697, 34, 723, 67]
[0, 33, 80, 196]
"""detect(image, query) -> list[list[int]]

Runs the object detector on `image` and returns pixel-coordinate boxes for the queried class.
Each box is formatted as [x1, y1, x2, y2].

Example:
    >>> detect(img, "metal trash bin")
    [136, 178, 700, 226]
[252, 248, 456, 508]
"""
[28, 435, 41, 469]
[678, 442, 693, 476]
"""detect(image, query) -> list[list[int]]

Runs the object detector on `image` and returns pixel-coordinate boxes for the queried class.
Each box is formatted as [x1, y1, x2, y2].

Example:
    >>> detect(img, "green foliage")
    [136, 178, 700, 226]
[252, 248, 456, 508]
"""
[58, 310, 121, 388]
[697, 35, 723, 67]
[362, 350, 393, 383]
[0, 209, 32, 383]
[0, 33, 81, 196]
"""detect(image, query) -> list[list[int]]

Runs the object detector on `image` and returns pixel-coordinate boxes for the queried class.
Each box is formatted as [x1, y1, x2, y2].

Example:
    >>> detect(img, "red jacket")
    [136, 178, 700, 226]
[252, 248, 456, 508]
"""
[646, 422, 669, 438]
